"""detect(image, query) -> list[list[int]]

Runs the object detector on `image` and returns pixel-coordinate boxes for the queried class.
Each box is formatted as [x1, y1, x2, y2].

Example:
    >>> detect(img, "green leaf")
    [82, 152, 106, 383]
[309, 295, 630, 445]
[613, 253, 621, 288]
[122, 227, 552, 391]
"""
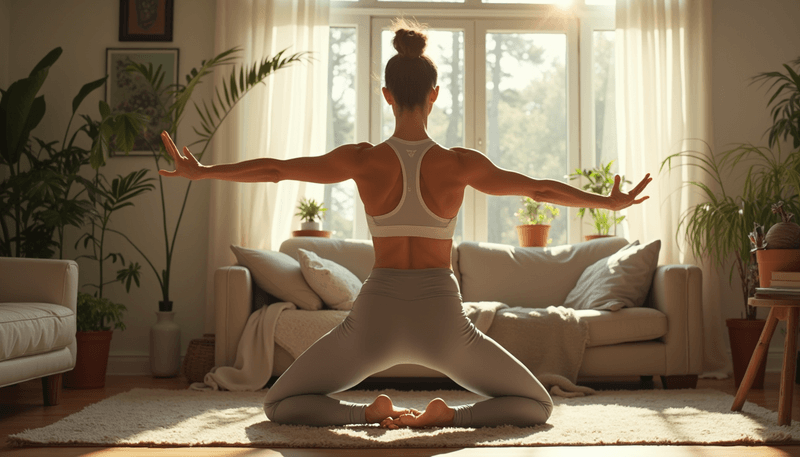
[29, 47, 62, 77]
[99, 100, 111, 119]
[72, 77, 107, 114]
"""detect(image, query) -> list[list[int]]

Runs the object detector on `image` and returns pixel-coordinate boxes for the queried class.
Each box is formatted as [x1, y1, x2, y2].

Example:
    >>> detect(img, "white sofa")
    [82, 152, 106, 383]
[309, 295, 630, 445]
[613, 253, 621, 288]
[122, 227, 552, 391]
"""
[215, 237, 704, 388]
[0, 257, 78, 405]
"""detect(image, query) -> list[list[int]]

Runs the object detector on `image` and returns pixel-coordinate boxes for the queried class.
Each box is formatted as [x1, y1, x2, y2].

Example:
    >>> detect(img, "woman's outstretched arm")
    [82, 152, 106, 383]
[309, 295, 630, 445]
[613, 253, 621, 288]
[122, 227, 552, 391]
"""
[456, 147, 651, 211]
[158, 131, 372, 184]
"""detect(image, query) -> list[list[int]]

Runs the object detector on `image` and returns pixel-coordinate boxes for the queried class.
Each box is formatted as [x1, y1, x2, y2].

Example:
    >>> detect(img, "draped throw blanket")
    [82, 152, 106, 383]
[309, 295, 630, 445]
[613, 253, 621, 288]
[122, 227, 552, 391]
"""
[192, 302, 594, 398]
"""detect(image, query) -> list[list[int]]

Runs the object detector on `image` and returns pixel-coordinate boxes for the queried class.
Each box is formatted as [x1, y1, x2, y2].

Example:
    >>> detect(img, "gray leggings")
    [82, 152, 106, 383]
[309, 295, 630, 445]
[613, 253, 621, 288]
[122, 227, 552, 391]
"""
[263, 268, 553, 427]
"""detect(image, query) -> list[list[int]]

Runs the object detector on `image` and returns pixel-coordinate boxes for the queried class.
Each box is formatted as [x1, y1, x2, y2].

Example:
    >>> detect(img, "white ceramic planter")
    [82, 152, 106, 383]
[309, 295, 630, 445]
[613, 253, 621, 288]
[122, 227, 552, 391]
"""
[301, 221, 321, 231]
[150, 311, 181, 377]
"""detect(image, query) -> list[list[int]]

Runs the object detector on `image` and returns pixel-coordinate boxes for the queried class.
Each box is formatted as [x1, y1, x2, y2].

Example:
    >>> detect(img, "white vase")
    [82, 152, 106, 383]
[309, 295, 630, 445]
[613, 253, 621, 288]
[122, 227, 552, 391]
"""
[150, 310, 181, 377]
[301, 221, 320, 231]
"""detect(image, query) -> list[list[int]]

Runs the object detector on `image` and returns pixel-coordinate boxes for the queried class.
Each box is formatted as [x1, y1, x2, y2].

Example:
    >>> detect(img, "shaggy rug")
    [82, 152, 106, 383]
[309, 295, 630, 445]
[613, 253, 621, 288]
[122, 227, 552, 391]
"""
[8, 388, 800, 448]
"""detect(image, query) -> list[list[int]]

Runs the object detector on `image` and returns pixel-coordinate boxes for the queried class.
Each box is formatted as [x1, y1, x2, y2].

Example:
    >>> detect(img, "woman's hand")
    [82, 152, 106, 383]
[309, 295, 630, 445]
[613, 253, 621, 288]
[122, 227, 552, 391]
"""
[159, 131, 205, 180]
[607, 173, 652, 211]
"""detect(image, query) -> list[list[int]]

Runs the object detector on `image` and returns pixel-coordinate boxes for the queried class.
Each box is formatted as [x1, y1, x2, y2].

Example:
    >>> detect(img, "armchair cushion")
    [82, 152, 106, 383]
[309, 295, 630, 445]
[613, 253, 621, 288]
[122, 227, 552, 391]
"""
[0, 303, 75, 362]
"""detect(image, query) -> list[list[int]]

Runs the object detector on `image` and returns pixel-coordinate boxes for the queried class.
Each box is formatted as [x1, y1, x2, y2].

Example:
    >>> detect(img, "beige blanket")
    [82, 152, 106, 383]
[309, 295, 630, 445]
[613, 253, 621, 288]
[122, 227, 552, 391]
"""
[193, 302, 594, 397]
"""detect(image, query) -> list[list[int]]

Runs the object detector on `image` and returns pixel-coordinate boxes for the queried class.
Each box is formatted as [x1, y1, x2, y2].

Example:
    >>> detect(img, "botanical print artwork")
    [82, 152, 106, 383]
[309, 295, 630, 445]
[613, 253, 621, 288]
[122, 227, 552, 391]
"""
[106, 49, 177, 155]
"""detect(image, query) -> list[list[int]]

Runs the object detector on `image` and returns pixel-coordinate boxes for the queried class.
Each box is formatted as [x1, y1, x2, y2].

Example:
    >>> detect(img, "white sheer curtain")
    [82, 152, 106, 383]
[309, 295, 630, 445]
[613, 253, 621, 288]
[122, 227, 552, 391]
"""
[616, 0, 729, 377]
[204, 0, 329, 332]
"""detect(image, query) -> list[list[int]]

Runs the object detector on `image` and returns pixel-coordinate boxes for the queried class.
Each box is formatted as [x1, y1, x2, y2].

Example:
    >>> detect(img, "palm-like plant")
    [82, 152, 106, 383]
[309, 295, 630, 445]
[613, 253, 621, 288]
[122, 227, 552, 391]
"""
[89, 47, 307, 311]
[661, 140, 800, 319]
[753, 56, 800, 149]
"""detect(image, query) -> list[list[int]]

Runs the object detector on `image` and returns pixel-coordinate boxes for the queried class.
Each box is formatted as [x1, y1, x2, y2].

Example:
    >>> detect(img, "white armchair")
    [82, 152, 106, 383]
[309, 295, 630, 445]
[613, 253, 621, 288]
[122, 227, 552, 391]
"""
[0, 257, 78, 405]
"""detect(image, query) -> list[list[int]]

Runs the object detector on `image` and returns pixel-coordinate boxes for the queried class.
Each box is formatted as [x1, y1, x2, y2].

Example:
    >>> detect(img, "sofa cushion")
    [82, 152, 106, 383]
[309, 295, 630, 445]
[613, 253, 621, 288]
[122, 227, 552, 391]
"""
[458, 237, 629, 308]
[563, 239, 661, 311]
[280, 238, 376, 282]
[0, 303, 76, 362]
[297, 248, 362, 310]
[230, 245, 323, 310]
[575, 307, 668, 348]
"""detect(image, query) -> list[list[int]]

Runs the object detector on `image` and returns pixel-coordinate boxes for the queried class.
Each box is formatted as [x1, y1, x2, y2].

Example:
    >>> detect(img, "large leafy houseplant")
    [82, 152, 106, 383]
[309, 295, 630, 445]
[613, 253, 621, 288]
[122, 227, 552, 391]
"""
[568, 161, 630, 236]
[0, 48, 146, 261]
[661, 141, 800, 320]
[662, 56, 800, 320]
[90, 48, 306, 312]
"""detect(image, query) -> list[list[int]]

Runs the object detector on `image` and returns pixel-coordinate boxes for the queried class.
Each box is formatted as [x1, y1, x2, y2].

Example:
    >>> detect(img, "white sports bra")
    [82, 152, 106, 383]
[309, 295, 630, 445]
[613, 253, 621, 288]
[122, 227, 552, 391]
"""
[366, 137, 458, 240]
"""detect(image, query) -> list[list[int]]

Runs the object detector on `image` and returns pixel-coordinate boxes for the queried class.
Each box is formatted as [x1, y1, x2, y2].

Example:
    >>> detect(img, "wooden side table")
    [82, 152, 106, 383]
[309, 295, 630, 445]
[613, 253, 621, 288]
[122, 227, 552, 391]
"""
[731, 297, 800, 425]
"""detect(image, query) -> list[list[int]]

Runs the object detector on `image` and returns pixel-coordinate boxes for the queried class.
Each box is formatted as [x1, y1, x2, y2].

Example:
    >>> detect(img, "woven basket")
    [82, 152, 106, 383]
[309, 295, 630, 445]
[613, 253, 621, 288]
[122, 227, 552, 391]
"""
[182, 334, 215, 383]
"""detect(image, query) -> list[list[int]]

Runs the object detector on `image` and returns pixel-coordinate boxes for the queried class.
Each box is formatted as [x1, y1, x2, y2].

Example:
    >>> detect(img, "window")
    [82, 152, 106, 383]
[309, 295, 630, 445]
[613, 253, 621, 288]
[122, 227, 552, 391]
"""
[326, 2, 616, 244]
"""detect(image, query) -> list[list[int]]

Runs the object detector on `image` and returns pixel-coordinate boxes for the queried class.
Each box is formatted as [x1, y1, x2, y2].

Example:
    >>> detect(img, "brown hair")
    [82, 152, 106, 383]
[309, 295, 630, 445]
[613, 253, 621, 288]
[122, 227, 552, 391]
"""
[384, 19, 438, 111]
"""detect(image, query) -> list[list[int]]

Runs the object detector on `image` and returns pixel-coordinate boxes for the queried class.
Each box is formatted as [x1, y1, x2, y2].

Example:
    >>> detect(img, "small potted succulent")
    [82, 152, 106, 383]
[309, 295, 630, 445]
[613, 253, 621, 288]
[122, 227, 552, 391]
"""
[569, 161, 630, 240]
[63, 292, 127, 389]
[515, 197, 559, 247]
[295, 198, 328, 231]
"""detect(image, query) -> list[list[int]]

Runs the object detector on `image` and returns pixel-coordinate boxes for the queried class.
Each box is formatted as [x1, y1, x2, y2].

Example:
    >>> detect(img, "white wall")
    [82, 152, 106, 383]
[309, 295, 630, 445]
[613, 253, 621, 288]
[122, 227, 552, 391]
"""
[6, 0, 215, 373]
[712, 0, 800, 362]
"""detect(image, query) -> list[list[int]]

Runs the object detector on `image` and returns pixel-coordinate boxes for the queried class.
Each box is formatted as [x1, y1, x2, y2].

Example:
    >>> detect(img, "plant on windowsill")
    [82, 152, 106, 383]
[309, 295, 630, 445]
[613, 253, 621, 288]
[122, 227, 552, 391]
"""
[296, 197, 328, 231]
[515, 197, 559, 247]
[568, 161, 630, 241]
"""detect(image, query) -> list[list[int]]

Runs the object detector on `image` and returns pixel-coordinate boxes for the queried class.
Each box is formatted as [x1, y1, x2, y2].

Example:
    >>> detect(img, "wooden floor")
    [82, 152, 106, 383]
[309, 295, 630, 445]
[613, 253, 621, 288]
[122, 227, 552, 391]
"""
[2, 374, 800, 456]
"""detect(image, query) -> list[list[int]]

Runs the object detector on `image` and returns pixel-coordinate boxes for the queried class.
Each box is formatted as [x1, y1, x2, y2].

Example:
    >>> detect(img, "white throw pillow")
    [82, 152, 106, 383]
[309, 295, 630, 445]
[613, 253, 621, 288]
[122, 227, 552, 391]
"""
[563, 239, 661, 311]
[230, 245, 322, 311]
[297, 248, 362, 310]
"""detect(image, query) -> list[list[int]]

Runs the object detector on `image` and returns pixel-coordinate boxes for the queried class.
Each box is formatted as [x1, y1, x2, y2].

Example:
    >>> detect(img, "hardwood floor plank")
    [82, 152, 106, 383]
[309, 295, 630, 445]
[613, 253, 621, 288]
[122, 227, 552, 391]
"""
[2, 373, 800, 456]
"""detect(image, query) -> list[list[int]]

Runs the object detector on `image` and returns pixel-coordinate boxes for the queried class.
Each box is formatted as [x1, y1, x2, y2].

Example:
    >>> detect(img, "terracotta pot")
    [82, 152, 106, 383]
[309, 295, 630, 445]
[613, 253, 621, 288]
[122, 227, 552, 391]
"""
[756, 249, 800, 287]
[63, 330, 113, 389]
[585, 234, 614, 242]
[516, 225, 550, 247]
[726, 318, 767, 389]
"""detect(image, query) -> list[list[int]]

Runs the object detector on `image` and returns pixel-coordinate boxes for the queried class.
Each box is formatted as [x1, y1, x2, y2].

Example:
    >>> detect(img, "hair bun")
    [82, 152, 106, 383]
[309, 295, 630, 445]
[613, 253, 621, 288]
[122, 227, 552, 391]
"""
[393, 27, 427, 59]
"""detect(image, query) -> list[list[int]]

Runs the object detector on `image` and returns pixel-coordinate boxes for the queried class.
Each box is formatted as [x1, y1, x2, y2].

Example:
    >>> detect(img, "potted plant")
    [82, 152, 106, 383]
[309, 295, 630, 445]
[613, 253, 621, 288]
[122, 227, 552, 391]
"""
[568, 161, 630, 240]
[515, 197, 559, 247]
[99, 48, 307, 315]
[296, 197, 328, 231]
[63, 292, 127, 389]
[756, 202, 800, 287]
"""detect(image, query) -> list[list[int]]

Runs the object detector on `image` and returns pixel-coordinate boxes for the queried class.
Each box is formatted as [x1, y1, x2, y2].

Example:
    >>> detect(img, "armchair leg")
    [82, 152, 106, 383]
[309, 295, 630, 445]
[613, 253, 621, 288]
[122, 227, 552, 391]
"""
[42, 373, 63, 406]
[661, 375, 698, 390]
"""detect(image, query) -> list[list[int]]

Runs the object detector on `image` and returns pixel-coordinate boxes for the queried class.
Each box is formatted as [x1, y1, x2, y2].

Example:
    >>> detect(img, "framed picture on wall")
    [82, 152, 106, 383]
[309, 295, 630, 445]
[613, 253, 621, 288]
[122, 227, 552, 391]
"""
[119, 0, 174, 42]
[106, 48, 179, 156]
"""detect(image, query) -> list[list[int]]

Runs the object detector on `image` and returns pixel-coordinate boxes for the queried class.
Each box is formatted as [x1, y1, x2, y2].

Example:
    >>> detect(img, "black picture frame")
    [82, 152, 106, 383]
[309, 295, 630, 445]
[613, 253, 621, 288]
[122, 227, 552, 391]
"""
[106, 48, 179, 156]
[119, 0, 174, 42]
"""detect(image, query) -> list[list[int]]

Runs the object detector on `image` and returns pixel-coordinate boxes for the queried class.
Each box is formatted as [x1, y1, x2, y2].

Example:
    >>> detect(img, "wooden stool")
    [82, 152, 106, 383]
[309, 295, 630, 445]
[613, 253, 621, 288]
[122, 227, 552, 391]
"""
[731, 297, 800, 426]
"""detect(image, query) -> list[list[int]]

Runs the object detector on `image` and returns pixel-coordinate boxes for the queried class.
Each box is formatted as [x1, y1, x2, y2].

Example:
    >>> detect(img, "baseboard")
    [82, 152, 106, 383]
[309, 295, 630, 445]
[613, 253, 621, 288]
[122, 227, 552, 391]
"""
[107, 354, 184, 376]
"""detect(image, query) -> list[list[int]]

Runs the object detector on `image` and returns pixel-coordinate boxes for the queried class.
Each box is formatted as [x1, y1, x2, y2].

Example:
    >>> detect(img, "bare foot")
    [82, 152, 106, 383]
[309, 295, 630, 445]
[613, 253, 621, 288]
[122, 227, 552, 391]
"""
[380, 398, 455, 429]
[365, 394, 420, 424]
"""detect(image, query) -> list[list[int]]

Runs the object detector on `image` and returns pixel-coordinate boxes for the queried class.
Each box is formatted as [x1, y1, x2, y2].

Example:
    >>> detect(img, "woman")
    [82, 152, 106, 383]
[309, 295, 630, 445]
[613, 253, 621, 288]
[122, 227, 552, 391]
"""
[159, 21, 651, 429]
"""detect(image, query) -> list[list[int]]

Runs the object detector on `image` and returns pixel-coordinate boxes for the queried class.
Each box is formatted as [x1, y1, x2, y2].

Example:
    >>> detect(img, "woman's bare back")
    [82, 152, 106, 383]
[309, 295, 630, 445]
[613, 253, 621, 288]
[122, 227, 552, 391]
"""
[356, 141, 465, 270]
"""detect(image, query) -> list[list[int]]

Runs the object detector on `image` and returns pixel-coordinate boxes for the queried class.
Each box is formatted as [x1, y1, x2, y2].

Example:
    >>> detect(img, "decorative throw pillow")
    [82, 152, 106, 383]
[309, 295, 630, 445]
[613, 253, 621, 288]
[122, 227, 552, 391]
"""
[230, 245, 322, 311]
[297, 248, 363, 310]
[563, 239, 661, 311]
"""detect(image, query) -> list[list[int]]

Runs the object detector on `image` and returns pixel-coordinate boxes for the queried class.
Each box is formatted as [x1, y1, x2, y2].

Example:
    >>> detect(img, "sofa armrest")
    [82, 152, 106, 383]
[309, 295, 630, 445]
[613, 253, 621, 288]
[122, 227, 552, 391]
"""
[0, 258, 78, 314]
[214, 265, 253, 367]
[647, 264, 704, 376]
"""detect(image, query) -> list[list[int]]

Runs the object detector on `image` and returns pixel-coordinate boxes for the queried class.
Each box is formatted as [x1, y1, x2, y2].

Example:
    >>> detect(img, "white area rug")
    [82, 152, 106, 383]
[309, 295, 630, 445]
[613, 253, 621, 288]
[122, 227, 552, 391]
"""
[9, 388, 800, 447]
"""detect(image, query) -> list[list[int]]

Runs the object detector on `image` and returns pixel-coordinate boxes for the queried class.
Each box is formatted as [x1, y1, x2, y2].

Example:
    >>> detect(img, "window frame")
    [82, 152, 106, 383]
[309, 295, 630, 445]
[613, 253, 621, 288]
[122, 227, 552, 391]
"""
[329, 2, 615, 243]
